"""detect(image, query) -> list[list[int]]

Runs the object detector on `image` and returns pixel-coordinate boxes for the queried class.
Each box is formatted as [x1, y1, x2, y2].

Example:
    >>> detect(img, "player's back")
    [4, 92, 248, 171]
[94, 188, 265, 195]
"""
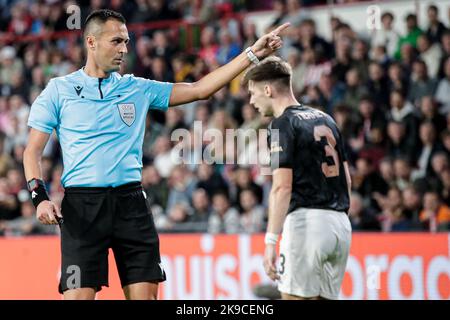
[268, 105, 349, 214]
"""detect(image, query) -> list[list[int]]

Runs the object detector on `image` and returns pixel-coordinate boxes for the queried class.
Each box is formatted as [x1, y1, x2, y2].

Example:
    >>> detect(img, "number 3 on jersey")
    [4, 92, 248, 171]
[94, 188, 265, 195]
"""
[314, 125, 340, 178]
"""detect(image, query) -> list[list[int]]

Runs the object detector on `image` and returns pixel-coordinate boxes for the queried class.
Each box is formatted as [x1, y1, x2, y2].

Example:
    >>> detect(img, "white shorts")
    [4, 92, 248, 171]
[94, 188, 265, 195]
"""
[278, 208, 352, 300]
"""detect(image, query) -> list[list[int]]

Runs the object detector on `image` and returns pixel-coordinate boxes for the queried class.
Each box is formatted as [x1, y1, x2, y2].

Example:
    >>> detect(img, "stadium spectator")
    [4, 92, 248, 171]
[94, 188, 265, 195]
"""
[402, 185, 423, 228]
[148, 56, 173, 83]
[414, 152, 448, 194]
[166, 165, 197, 213]
[189, 188, 211, 230]
[354, 96, 386, 146]
[198, 26, 219, 67]
[348, 192, 381, 231]
[387, 62, 409, 97]
[417, 34, 443, 79]
[0, 176, 20, 217]
[233, 166, 263, 207]
[0, 46, 23, 87]
[392, 156, 413, 191]
[366, 62, 390, 109]
[419, 96, 446, 135]
[379, 157, 396, 188]
[352, 156, 388, 206]
[408, 60, 438, 108]
[351, 39, 370, 83]
[411, 121, 444, 180]
[425, 5, 448, 44]
[342, 68, 369, 111]
[370, 11, 400, 58]
[152, 135, 176, 178]
[196, 163, 229, 199]
[142, 165, 169, 211]
[419, 191, 450, 232]
[441, 129, 450, 156]
[215, 29, 241, 65]
[399, 43, 416, 77]
[207, 192, 240, 234]
[395, 13, 423, 59]
[437, 31, 450, 79]
[438, 168, 450, 205]
[239, 188, 265, 233]
[331, 35, 353, 83]
[376, 187, 412, 232]
[435, 57, 450, 114]
[388, 89, 419, 152]
[292, 19, 332, 61]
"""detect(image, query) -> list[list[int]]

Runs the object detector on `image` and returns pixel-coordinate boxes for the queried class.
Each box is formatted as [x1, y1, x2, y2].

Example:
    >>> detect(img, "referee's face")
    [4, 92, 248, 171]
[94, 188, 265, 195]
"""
[248, 80, 273, 117]
[92, 20, 130, 73]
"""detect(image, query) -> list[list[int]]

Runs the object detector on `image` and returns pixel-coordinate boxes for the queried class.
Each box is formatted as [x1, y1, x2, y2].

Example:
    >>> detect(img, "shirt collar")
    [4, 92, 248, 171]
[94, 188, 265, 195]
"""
[79, 67, 114, 83]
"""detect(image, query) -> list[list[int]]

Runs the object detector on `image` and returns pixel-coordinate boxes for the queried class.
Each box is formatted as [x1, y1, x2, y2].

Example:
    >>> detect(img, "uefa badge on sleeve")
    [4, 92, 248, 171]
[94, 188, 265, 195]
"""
[117, 103, 136, 126]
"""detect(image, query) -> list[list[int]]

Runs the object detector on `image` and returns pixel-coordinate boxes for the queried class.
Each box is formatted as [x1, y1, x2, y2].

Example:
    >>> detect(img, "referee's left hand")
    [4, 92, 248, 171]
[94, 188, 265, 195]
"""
[264, 244, 280, 281]
[250, 23, 290, 60]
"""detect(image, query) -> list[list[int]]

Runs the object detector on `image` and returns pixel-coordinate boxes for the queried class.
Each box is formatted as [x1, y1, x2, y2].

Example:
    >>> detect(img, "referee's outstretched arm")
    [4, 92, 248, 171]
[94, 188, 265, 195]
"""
[168, 23, 290, 106]
[23, 129, 62, 225]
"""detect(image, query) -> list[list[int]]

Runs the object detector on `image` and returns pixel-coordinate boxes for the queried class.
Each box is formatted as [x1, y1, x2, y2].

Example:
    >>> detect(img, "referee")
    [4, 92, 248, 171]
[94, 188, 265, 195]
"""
[23, 9, 289, 300]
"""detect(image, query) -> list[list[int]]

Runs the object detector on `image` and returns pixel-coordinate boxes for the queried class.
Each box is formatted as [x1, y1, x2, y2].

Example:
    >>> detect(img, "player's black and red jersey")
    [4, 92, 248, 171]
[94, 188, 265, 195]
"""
[267, 105, 350, 213]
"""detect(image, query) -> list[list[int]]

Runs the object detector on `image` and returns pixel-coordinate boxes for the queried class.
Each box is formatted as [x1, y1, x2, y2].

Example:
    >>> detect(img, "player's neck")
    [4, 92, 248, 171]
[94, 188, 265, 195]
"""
[273, 96, 300, 118]
[83, 59, 111, 79]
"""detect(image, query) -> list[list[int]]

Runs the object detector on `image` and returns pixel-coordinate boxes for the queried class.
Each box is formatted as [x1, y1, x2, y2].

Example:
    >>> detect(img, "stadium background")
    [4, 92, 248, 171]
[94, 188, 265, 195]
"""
[0, 0, 449, 299]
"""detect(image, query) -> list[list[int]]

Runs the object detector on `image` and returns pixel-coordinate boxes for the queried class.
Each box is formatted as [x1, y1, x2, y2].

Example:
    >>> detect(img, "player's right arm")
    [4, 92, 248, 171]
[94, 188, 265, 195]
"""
[24, 79, 61, 225]
[23, 129, 62, 225]
[264, 116, 295, 281]
[264, 168, 292, 281]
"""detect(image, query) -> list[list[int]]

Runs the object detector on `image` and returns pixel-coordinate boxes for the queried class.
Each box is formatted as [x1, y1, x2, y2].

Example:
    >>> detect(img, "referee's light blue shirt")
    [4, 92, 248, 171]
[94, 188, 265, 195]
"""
[28, 68, 173, 187]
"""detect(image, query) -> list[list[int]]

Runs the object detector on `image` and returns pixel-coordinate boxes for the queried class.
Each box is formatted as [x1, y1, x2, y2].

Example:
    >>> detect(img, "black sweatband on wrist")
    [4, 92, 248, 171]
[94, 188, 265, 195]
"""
[30, 182, 50, 208]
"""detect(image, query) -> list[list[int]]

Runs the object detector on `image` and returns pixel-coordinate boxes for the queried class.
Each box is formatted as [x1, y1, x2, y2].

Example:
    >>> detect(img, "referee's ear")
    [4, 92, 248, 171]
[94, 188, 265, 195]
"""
[86, 35, 96, 50]
[264, 84, 272, 98]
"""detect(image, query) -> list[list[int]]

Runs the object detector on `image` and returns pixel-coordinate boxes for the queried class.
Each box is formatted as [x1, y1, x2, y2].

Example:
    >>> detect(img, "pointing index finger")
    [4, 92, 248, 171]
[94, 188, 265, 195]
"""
[272, 22, 290, 36]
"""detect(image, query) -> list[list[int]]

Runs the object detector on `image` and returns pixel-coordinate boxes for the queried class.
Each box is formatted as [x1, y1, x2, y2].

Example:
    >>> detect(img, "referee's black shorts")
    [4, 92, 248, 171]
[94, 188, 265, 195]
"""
[58, 182, 166, 294]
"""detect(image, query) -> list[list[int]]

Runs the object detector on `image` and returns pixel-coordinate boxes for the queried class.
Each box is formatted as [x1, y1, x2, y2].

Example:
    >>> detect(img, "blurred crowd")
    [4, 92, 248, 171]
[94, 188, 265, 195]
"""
[0, 0, 450, 236]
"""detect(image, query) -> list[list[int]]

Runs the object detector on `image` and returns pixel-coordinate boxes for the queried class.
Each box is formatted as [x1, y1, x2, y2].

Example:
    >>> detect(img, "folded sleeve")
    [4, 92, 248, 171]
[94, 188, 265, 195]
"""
[141, 78, 174, 111]
[27, 79, 59, 134]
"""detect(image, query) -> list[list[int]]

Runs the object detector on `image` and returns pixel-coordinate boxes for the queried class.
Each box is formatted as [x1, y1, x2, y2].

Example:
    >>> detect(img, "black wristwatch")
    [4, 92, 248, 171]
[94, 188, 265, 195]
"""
[27, 178, 50, 209]
[27, 178, 44, 192]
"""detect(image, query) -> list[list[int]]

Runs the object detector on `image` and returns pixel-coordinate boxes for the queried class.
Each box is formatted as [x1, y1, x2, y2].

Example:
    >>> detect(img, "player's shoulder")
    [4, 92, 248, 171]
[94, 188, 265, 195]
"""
[52, 69, 83, 84]
[270, 109, 293, 130]
[47, 69, 87, 94]
[117, 73, 153, 89]
[296, 105, 337, 125]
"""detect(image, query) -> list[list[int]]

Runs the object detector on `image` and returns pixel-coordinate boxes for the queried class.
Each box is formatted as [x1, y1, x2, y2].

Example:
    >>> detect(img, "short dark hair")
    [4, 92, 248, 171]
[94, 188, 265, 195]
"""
[406, 13, 417, 22]
[242, 56, 292, 89]
[84, 9, 126, 37]
[428, 4, 438, 13]
[419, 33, 432, 43]
[360, 94, 374, 104]
[381, 11, 394, 21]
[441, 129, 450, 139]
[391, 88, 406, 99]
[300, 18, 316, 27]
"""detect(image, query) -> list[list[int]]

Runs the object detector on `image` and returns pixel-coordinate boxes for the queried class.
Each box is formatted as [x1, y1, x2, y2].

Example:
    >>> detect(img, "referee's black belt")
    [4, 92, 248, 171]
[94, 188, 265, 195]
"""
[64, 181, 142, 194]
